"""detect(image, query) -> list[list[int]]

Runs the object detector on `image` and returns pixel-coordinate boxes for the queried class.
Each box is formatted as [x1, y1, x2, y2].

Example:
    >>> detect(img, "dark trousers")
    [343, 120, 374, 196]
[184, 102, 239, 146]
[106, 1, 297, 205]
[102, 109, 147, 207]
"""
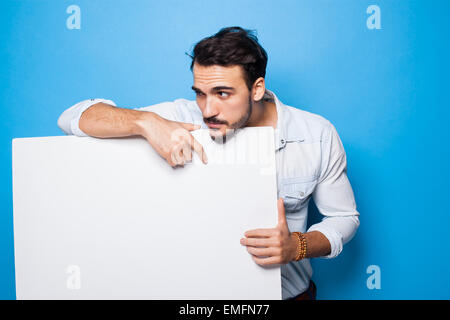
[289, 280, 317, 300]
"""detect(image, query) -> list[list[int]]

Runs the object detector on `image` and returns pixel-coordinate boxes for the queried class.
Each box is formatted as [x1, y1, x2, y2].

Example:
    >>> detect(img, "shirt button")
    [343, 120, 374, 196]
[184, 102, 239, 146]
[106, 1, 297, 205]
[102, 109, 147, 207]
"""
[299, 191, 305, 197]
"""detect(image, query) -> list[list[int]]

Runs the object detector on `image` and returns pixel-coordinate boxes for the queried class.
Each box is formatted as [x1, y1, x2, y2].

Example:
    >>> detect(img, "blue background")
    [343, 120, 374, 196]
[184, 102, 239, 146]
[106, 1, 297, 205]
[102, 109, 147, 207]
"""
[1, 0, 449, 299]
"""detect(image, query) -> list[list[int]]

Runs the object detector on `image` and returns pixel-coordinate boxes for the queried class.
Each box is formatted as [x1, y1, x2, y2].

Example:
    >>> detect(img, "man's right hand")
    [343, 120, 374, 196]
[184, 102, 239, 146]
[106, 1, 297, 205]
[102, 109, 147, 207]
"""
[136, 112, 208, 167]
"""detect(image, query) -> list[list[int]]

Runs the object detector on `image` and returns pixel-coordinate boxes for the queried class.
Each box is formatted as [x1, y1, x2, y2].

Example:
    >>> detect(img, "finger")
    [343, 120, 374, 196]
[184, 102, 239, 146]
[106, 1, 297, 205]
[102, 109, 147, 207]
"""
[244, 228, 275, 238]
[190, 135, 208, 164]
[180, 122, 201, 131]
[251, 255, 281, 266]
[177, 145, 186, 165]
[171, 145, 185, 166]
[164, 147, 177, 167]
[181, 142, 192, 162]
[167, 157, 177, 167]
[240, 237, 274, 247]
[170, 152, 182, 167]
[277, 198, 287, 227]
[246, 246, 279, 257]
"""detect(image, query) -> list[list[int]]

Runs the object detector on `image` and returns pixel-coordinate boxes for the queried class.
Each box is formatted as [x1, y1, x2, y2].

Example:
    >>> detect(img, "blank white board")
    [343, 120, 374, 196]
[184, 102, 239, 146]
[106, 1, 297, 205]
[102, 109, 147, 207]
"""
[12, 127, 281, 299]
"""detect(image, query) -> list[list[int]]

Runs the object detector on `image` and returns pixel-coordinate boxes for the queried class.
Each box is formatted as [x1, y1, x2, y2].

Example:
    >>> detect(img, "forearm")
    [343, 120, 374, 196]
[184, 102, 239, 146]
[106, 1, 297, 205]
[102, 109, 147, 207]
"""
[79, 103, 154, 138]
[286, 231, 331, 262]
[303, 231, 331, 258]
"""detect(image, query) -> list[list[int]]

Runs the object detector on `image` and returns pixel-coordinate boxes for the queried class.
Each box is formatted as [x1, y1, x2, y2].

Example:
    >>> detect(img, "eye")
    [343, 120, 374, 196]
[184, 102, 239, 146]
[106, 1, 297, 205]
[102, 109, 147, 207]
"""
[195, 91, 204, 97]
[218, 91, 229, 98]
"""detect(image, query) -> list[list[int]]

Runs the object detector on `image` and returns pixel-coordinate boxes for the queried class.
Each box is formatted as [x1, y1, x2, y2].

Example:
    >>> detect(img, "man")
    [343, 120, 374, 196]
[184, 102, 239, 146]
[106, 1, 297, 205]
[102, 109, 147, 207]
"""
[57, 26, 360, 300]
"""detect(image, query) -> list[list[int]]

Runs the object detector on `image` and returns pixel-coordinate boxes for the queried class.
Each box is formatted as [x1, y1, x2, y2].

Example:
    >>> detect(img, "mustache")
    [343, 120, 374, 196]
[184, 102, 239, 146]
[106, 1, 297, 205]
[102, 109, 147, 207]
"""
[204, 118, 228, 125]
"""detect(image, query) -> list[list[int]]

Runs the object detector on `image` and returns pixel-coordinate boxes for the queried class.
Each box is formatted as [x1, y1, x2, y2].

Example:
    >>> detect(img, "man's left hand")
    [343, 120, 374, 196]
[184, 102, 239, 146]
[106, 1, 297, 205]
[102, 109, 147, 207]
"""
[240, 198, 298, 266]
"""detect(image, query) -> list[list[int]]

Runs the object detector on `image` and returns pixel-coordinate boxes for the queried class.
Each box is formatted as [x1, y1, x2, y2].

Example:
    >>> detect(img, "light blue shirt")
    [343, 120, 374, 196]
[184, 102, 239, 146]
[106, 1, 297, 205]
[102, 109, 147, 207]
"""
[57, 89, 360, 299]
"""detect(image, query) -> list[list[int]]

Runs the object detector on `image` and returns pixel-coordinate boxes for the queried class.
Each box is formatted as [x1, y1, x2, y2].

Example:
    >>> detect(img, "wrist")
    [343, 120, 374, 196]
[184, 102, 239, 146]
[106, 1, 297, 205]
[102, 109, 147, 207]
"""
[292, 232, 308, 261]
[134, 111, 158, 138]
[289, 233, 298, 262]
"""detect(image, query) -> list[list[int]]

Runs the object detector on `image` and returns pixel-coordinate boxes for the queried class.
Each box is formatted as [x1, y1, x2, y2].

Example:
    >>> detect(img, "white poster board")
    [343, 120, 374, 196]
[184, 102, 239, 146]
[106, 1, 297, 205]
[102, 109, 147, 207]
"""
[12, 127, 281, 299]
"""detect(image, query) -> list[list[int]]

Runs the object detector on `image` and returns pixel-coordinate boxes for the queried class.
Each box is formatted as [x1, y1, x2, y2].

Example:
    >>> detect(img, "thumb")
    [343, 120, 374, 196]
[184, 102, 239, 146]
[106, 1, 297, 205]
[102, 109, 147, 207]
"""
[180, 122, 201, 131]
[277, 198, 287, 226]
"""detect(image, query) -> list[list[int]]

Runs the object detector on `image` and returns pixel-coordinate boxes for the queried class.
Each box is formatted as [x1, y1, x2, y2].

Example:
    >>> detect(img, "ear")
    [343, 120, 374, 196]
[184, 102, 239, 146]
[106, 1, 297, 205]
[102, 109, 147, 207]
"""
[251, 77, 266, 101]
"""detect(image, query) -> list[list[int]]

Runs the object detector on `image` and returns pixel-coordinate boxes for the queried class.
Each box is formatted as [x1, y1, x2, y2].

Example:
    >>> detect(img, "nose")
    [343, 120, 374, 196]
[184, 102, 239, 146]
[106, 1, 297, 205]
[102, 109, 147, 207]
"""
[203, 96, 219, 119]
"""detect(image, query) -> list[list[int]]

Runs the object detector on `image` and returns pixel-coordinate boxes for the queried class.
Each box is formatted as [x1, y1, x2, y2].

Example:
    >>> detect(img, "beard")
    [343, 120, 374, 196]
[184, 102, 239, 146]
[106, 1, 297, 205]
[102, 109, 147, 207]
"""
[209, 95, 253, 144]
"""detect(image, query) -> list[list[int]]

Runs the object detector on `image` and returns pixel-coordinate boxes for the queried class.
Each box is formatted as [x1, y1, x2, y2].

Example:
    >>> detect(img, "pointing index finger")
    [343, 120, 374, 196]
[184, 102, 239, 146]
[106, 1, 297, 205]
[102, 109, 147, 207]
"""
[190, 135, 208, 164]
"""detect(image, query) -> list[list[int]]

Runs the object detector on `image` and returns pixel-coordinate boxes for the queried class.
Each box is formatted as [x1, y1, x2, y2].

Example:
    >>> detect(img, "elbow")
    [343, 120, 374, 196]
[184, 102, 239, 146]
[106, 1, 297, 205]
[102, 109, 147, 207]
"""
[57, 109, 72, 135]
[342, 214, 360, 245]
[56, 99, 101, 136]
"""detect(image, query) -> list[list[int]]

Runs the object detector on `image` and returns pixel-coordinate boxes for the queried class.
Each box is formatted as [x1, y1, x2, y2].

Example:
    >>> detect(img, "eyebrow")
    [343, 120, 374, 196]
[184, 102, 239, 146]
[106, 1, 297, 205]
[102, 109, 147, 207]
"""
[191, 86, 235, 94]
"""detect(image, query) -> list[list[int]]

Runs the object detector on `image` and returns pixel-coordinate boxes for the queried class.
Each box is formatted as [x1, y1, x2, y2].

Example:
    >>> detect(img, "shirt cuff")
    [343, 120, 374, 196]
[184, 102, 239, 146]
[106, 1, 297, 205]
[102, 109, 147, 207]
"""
[306, 215, 359, 259]
[307, 223, 343, 259]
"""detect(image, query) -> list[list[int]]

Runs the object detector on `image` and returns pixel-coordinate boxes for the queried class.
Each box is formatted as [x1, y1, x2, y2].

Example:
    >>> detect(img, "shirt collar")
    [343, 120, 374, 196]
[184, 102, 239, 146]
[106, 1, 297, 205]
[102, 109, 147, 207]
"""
[264, 89, 304, 151]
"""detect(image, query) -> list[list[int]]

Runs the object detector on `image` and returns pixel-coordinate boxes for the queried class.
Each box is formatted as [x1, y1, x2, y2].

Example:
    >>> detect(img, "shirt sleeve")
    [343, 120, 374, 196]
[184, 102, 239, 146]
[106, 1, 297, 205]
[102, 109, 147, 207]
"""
[57, 99, 182, 136]
[133, 101, 181, 122]
[307, 122, 360, 259]
[57, 99, 117, 136]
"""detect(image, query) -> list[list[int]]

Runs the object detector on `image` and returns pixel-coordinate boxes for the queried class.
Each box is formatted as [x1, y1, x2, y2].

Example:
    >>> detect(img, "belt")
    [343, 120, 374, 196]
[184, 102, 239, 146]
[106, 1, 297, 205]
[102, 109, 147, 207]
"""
[290, 280, 317, 300]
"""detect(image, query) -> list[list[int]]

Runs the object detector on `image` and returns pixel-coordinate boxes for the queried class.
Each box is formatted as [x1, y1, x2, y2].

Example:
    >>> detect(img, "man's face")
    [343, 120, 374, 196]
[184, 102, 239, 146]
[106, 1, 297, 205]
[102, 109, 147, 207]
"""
[192, 63, 253, 141]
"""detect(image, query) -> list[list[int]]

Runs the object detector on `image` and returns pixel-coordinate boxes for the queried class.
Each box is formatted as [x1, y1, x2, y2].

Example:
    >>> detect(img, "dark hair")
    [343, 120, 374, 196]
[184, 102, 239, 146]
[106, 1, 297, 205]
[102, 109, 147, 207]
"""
[188, 26, 268, 90]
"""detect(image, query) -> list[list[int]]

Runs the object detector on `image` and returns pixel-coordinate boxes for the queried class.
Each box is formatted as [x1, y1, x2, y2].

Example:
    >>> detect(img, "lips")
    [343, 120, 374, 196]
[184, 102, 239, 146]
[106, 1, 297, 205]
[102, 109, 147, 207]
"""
[206, 122, 224, 128]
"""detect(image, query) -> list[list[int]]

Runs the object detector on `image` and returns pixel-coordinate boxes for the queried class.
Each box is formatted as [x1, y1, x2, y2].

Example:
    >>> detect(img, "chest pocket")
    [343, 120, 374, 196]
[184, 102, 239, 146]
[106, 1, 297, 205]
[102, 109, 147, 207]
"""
[280, 177, 317, 214]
